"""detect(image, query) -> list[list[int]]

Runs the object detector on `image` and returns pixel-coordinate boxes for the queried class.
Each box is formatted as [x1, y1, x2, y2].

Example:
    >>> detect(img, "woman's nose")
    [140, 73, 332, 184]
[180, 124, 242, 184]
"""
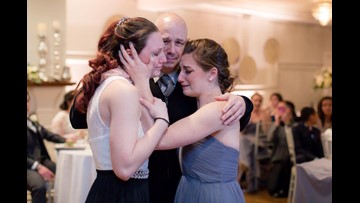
[159, 52, 167, 64]
[178, 71, 185, 83]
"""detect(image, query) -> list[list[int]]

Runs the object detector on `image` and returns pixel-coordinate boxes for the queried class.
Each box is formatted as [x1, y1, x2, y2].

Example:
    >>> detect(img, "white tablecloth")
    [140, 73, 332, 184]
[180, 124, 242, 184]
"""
[295, 158, 332, 203]
[54, 147, 96, 203]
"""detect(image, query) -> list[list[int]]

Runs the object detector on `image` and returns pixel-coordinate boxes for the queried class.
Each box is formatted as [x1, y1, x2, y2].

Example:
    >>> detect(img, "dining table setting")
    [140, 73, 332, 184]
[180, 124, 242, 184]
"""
[53, 142, 96, 203]
[294, 157, 332, 203]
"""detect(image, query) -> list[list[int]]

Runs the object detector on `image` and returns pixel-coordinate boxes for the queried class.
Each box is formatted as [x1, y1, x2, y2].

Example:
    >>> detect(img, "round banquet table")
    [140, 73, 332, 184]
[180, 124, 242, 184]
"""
[54, 146, 96, 203]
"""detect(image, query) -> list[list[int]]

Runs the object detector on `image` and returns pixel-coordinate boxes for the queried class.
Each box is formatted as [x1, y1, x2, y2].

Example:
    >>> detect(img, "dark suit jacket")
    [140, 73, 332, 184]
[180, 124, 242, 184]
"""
[292, 123, 324, 164]
[27, 120, 66, 169]
[148, 77, 197, 203]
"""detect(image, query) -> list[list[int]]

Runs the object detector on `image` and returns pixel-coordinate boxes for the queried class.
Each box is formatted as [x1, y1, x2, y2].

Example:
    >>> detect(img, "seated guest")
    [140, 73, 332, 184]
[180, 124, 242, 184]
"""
[267, 100, 298, 198]
[316, 96, 332, 133]
[27, 90, 73, 203]
[265, 92, 283, 122]
[238, 92, 271, 193]
[51, 90, 87, 140]
[293, 107, 324, 164]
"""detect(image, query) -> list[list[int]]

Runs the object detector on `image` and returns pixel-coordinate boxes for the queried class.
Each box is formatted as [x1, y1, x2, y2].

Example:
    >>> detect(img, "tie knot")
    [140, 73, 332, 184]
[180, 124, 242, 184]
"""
[160, 74, 175, 97]
[161, 74, 173, 85]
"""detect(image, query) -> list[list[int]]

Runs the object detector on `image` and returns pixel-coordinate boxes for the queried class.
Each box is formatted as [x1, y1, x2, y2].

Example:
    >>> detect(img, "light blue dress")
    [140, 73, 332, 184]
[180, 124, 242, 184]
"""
[175, 136, 246, 203]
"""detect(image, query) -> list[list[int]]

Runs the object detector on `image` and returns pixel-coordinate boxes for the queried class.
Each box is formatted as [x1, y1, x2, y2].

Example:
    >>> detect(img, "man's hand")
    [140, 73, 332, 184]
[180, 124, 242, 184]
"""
[215, 93, 246, 125]
[37, 164, 55, 181]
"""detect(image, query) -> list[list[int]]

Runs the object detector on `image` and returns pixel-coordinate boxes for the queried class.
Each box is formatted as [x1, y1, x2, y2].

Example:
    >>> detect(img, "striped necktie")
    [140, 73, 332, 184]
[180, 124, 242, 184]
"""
[159, 74, 175, 97]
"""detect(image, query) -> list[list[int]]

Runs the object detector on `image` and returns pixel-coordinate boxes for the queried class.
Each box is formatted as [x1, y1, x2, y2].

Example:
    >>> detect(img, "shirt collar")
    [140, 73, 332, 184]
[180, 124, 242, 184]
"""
[154, 71, 178, 84]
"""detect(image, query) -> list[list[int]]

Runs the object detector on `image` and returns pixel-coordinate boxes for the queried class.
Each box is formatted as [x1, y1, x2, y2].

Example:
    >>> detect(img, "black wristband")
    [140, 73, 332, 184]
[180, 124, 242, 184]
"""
[154, 117, 169, 126]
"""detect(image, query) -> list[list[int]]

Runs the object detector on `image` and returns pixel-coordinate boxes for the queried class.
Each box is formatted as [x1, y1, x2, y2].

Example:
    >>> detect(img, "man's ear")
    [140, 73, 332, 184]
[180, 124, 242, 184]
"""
[208, 67, 218, 81]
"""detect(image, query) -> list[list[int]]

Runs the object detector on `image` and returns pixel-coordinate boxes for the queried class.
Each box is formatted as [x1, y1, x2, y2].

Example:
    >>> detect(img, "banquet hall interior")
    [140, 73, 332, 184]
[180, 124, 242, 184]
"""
[27, 0, 332, 202]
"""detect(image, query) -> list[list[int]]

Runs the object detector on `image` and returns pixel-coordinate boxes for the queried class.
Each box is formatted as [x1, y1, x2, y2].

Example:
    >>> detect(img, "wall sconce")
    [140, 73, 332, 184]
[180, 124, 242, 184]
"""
[312, 0, 332, 26]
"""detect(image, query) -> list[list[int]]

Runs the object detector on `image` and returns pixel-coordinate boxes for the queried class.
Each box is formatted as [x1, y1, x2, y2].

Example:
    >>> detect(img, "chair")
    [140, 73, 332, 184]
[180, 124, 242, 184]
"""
[284, 126, 296, 203]
[237, 121, 272, 191]
[27, 190, 31, 203]
[253, 121, 272, 189]
[46, 180, 55, 203]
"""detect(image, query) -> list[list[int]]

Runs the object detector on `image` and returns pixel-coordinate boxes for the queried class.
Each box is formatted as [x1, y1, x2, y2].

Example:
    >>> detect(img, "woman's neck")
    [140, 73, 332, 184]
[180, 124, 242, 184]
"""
[323, 117, 332, 128]
[324, 115, 331, 123]
[101, 67, 131, 84]
[197, 88, 222, 108]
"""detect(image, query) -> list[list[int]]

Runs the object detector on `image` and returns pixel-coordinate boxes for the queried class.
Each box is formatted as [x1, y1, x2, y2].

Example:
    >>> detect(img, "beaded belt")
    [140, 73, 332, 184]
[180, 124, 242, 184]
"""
[131, 169, 149, 179]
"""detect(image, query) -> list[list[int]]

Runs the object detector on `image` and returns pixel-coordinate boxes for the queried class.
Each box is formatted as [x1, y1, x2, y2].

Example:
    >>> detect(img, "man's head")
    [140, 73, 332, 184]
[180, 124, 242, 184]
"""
[155, 13, 188, 74]
[300, 107, 318, 125]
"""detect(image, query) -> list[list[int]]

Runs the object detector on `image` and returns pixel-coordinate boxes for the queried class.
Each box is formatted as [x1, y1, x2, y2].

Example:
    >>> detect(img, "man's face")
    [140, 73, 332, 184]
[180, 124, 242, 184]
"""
[156, 19, 187, 73]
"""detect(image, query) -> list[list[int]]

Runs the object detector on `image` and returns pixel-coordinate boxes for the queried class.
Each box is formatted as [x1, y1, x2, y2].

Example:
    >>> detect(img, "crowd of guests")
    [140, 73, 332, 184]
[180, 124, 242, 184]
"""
[237, 91, 332, 198]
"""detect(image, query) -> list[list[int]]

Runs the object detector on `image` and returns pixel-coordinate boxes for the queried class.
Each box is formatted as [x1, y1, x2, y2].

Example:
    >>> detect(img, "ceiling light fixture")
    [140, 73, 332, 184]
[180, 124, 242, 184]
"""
[312, 0, 332, 26]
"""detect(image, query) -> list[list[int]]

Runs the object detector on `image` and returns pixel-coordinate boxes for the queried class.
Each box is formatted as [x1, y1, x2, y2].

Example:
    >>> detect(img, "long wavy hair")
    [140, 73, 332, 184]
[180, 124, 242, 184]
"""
[317, 96, 332, 127]
[183, 38, 235, 93]
[74, 17, 158, 113]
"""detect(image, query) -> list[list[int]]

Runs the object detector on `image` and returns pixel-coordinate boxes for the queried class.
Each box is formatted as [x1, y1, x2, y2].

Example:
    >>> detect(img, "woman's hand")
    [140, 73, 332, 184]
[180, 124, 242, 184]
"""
[118, 42, 154, 85]
[140, 97, 169, 122]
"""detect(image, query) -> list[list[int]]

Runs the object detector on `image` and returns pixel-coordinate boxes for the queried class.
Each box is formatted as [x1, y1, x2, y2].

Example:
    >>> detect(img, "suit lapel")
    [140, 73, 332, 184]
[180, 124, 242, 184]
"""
[150, 78, 164, 99]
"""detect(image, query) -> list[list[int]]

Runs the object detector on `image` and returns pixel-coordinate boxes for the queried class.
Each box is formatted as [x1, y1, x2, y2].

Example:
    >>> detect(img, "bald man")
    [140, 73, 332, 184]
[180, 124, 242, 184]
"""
[148, 13, 253, 203]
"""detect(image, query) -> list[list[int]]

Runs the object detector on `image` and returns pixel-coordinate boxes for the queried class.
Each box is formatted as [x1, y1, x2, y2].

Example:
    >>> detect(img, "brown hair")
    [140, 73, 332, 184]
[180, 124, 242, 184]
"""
[317, 96, 332, 127]
[75, 17, 159, 113]
[60, 90, 75, 110]
[183, 38, 235, 93]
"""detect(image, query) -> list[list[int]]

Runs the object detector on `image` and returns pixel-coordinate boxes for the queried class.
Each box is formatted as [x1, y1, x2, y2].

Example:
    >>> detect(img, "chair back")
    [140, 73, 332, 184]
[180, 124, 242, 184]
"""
[284, 126, 296, 165]
[253, 121, 273, 190]
[254, 121, 272, 160]
[284, 126, 296, 203]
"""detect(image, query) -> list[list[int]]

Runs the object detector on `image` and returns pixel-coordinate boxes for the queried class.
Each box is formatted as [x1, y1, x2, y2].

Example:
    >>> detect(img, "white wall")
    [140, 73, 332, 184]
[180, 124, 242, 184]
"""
[28, 0, 332, 124]
[27, 0, 66, 79]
